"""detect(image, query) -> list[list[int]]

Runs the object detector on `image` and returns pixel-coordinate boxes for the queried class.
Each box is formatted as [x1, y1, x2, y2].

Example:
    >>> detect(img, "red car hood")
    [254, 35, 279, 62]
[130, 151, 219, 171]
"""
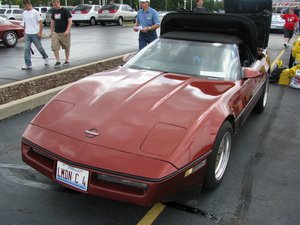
[31, 67, 236, 167]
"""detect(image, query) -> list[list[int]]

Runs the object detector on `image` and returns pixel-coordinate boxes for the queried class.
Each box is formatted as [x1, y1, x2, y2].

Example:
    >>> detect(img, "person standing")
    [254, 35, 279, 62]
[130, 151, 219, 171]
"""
[50, 0, 72, 68]
[133, 0, 160, 50]
[281, 7, 299, 48]
[294, 6, 300, 34]
[21, 0, 49, 70]
[193, 0, 207, 13]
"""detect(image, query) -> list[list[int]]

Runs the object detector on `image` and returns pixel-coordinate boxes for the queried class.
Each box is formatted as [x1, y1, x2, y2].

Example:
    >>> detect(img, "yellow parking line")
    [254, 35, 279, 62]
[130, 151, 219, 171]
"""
[137, 202, 166, 225]
[271, 49, 285, 70]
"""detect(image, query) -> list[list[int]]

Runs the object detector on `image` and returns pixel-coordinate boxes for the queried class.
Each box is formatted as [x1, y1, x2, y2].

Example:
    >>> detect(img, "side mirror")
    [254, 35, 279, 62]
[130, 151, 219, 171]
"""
[243, 67, 260, 78]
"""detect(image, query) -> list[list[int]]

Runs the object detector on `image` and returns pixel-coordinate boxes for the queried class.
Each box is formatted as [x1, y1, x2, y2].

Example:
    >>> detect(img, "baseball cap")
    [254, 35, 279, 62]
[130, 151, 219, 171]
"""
[139, 0, 150, 2]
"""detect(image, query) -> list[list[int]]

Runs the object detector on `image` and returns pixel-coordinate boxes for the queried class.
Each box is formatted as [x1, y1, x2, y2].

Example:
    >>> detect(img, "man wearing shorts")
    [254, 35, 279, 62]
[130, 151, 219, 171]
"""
[281, 7, 299, 48]
[50, 0, 72, 67]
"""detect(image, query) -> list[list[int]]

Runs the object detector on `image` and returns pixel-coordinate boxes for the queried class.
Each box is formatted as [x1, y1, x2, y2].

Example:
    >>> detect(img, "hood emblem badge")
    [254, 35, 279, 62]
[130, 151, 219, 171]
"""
[85, 128, 100, 138]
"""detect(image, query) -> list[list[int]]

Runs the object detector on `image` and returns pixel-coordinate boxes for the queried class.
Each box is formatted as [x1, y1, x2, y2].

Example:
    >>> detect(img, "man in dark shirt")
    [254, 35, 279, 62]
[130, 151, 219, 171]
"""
[193, 0, 207, 13]
[50, 0, 72, 67]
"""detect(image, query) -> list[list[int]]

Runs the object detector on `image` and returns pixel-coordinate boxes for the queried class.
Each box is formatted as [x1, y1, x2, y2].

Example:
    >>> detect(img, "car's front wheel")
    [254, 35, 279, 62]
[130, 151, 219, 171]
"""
[203, 121, 232, 190]
[3, 31, 18, 47]
[117, 17, 123, 26]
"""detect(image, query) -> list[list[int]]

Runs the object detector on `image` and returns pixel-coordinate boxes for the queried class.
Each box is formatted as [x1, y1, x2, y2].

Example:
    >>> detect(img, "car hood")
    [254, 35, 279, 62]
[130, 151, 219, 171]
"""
[31, 68, 236, 164]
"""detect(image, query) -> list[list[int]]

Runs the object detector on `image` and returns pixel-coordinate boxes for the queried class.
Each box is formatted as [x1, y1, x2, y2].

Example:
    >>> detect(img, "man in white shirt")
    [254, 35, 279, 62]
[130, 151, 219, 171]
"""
[22, 0, 49, 70]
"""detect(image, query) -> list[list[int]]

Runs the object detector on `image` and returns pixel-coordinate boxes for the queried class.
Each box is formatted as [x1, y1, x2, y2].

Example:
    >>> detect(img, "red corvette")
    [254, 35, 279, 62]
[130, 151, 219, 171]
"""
[0, 17, 24, 47]
[22, 0, 272, 206]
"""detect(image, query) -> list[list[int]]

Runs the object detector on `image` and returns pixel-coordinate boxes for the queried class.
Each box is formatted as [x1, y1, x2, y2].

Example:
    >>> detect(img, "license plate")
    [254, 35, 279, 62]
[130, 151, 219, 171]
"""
[56, 161, 89, 191]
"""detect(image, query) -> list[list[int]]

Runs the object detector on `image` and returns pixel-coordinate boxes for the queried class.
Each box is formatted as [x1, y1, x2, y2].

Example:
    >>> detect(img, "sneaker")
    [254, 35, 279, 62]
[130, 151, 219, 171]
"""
[21, 65, 32, 70]
[63, 61, 70, 66]
[44, 57, 49, 66]
[54, 61, 61, 68]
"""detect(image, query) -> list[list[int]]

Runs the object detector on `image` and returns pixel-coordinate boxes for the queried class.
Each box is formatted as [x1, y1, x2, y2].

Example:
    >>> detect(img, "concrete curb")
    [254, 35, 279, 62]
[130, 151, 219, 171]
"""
[0, 54, 126, 121]
[0, 85, 67, 120]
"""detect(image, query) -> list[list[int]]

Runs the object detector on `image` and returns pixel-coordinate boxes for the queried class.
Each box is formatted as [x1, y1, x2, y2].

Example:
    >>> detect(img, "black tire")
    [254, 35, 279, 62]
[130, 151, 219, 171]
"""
[90, 17, 96, 26]
[253, 80, 269, 113]
[100, 21, 105, 26]
[117, 17, 123, 26]
[74, 22, 79, 26]
[3, 31, 18, 48]
[203, 121, 233, 190]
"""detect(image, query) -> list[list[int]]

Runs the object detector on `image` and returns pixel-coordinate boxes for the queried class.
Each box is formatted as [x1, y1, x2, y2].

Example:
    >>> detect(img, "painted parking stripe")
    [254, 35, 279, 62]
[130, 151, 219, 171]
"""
[271, 49, 285, 70]
[137, 202, 166, 225]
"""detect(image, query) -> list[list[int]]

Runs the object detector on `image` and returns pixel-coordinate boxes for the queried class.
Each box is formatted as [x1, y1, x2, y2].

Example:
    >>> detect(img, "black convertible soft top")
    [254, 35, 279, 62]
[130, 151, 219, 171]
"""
[160, 13, 258, 58]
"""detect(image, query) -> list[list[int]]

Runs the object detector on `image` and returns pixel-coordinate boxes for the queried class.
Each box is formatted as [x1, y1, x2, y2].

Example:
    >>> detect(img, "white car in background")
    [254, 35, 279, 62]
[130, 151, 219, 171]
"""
[71, 4, 101, 26]
[98, 3, 136, 26]
[34, 6, 50, 25]
[0, 8, 24, 20]
[270, 13, 285, 32]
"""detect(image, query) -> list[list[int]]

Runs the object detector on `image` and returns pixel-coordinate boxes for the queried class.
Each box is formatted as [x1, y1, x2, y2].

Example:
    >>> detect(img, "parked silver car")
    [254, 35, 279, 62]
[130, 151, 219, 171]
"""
[270, 13, 285, 32]
[98, 4, 137, 26]
[71, 4, 101, 26]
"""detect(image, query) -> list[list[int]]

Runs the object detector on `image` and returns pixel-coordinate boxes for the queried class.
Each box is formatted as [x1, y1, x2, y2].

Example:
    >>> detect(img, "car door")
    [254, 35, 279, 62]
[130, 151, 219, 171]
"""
[93, 5, 100, 19]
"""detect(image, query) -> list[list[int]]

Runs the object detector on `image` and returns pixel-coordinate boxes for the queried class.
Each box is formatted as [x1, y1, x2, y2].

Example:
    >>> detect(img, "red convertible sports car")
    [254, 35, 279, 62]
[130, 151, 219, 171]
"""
[22, 0, 272, 206]
[0, 17, 24, 47]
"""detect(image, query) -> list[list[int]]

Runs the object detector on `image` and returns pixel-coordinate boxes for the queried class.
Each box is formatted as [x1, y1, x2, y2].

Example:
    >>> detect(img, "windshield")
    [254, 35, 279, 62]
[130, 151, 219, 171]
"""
[124, 38, 241, 80]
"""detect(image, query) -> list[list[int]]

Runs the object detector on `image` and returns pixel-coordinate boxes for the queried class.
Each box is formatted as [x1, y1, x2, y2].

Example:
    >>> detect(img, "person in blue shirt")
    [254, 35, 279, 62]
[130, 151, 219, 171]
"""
[133, 0, 160, 50]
